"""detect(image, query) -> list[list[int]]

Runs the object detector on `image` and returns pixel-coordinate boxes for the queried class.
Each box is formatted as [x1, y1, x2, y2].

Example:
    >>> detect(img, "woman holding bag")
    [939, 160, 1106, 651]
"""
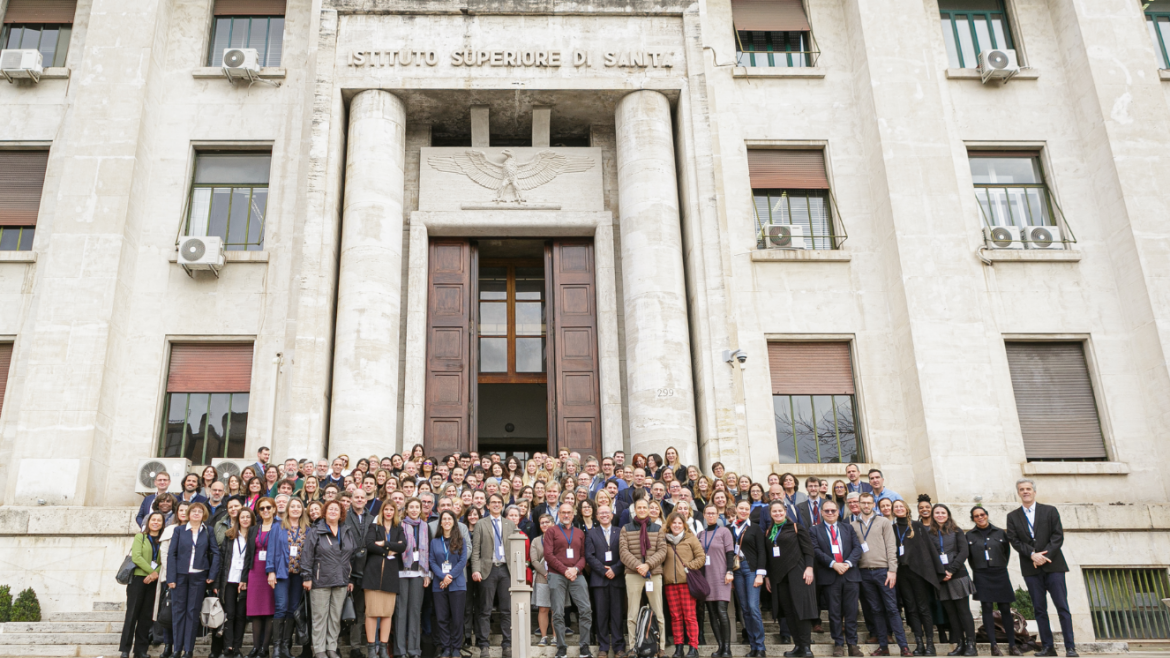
[363, 501, 406, 658]
[302, 500, 359, 658]
[120, 512, 165, 658]
[269, 498, 310, 658]
[661, 511, 706, 658]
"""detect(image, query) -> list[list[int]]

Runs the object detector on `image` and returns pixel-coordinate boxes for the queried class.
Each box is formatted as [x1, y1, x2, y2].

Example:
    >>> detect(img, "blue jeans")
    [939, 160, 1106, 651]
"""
[860, 569, 907, 649]
[734, 566, 765, 651]
[1025, 572, 1075, 650]
[274, 573, 304, 619]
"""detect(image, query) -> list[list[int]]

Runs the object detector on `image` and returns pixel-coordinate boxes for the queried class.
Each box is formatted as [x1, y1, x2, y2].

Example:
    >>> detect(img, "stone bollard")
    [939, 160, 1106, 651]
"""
[509, 531, 534, 658]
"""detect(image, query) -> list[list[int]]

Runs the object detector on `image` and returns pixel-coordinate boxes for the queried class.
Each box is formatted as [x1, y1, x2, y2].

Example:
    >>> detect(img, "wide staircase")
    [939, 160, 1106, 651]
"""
[0, 601, 1131, 657]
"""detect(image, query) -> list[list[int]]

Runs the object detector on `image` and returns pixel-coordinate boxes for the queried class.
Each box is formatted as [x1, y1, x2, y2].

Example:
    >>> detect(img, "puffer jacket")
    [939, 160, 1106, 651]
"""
[302, 520, 359, 588]
[619, 519, 668, 576]
[662, 532, 706, 585]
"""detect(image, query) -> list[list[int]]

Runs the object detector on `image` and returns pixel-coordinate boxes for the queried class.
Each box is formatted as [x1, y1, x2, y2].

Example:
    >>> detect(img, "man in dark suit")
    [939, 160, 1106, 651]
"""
[344, 489, 375, 658]
[812, 500, 864, 657]
[136, 471, 171, 527]
[1006, 479, 1077, 658]
[615, 467, 651, 507]
[798, 477, 825, 528]
[585, 503, 626, 657]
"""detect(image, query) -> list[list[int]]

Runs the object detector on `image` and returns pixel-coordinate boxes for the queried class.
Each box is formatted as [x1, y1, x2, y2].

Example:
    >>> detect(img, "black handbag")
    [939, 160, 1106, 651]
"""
[115, 554, 136, 585]
[293, 594, 310, 641]
[341, 593, 356, 622]
[156, 586, 173, 627]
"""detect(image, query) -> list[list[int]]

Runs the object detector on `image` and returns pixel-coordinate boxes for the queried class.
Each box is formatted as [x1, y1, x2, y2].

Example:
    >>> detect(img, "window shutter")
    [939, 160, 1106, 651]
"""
[167, 343, 254, 393]
[213, 0, 286, 15]
[748, 150, 829, 190]
[3, 0, 77, 23]
[0, 343, 11, 421]
[0, 151, 48, 227]
[768, 342, 854, 395]
[966, 150, 1041, 159]
[1004, 342, 1107, 460]
[732, 0, 811, 32]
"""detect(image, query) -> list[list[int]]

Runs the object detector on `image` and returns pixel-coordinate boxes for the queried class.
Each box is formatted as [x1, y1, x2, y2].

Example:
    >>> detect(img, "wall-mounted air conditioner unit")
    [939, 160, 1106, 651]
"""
[211, 458, 253, 483]
[1022, 225, 1064, 250]
[761, 223, 806, 250]
[983, 226, 1023, 250]
[135, 458, 191, 494]
[178, 235, 225, 276]
[978, 49, 1020, 84]
[0, 49, 43, 83]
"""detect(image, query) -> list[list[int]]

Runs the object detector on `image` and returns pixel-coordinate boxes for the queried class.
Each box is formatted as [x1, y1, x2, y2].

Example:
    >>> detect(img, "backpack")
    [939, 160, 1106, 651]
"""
[634, 605, 661, 657]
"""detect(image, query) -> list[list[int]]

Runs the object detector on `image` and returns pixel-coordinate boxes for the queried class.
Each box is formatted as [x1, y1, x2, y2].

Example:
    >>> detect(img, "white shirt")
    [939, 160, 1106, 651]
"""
[1022, 503, 1036, 538]
[228, 537, 247, 583]
[186, 523, 204, 573]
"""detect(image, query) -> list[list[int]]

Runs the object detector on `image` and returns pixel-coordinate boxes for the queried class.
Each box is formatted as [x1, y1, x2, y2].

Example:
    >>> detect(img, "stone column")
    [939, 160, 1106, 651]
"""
[329, 90, 407, 459]
[614, 90, 699, 464]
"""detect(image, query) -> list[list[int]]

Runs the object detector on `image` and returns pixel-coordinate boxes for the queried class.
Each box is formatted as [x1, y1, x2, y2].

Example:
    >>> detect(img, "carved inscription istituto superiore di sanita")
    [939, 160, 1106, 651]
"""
[347, 48, 676, 69]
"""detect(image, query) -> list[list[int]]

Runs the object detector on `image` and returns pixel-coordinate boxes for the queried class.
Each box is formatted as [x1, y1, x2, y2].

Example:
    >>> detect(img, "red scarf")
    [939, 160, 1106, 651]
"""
[635, 516, 652, 558]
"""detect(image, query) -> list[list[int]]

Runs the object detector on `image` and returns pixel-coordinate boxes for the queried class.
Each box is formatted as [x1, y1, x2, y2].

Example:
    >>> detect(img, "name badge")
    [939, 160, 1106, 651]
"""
[566, 548, 574, 559]
[985, 550, 991, 562]
[736, 546, 744, 557]
[151, 561, 159, 570]
[290, 546, 299, 557]
[605, 551, 612, 562]
[772, 547, 781, 557]
[831, 543, 842, 554]
[497, 545, 505, 559]
[898, 546, 904, 556]
[860, 542, 869, 553]
[388, 553, 395, 560]
[413, 551, 420, 562]
[258, 550, 267, 561]
[705, 556, 711, 566]
[939, 554, 949, 565]
[442, 562, 452, 574]
[645, 580, 654, 592]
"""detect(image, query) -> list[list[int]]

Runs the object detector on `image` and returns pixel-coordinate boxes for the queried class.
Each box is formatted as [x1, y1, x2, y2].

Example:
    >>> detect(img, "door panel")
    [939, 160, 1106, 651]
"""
[425, 239, 472, 454]
[549, 239, 602, 457]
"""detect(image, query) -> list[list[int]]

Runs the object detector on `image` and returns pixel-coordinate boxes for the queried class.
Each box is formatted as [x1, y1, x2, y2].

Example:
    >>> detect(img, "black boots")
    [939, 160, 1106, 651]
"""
[962, 642, 978, 657]
[913, 636, 926, 657]
[675, 644, 686, 657]
[924, 641, 937, 657]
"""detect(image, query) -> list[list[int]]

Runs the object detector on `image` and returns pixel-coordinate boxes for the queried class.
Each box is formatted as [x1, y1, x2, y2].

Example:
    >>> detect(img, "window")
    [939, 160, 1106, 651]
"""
[0, 151, 48, 251]
[208, 0, 286, 67]
[1146, 0, 1170, 69]
[768, 342, 861, 464]
[732, 0, 816, 67]
[159, 343, 253, 464]
[1004, 341, 1106, 461]
[478, 262, 547, 382]
[939, 0, 1014, 69]
[749, 149, 840, 250]
[1084, 568, 1170, 639]
[1, 0, 76, 68]
[0, 343, 11, 421]
[185, 152, 271, 250]
[969, 151, 1054, 228]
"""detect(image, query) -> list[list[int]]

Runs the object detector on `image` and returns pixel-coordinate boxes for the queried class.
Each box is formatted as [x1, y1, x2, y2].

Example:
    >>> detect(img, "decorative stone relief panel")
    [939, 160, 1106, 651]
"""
[420, 147, 604, 211]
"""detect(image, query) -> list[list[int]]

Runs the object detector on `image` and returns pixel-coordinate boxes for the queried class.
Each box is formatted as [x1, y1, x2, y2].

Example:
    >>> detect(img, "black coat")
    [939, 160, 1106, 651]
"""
[966, 525, 1011, 572]
[345, 510, 375, 582]
[892, 519, 942, 589]
[215, 527, 257, 593]
[929, 528, 971, 581]
[1005, 503, 1068, 576]
[762, 521, 818, 621]
[363, 524, 408, 593]
[302, 521, 359, 588]
[739, 522, 768, 574]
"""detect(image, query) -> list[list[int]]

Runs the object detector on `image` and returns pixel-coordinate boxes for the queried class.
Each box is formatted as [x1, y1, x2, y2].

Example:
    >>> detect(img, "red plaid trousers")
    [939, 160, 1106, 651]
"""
[664, 583, 699, 646]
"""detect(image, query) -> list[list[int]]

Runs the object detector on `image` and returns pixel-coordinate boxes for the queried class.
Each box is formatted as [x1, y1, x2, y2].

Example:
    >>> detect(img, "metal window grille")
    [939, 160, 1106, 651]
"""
[753, 189, 846, 250]
[735, 30, 818, 68]
[207, 16, 284, 67]
[1147, 12, 1170, 69]
[160, 392, 250, 464]
[1, 23, 71, 67]
[1083, 568, 1170, 640]
[939, 0, 1013, 69]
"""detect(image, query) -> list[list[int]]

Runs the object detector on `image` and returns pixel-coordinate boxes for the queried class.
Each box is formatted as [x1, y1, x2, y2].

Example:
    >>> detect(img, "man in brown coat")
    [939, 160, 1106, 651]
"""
[619, 498, 668, 652]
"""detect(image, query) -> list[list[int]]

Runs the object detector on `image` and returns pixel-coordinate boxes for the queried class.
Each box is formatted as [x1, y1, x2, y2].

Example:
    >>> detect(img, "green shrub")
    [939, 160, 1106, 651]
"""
[10, 588, 40, 622]
[0, 585, 11, 623]
[1014, 586, 1034, 620]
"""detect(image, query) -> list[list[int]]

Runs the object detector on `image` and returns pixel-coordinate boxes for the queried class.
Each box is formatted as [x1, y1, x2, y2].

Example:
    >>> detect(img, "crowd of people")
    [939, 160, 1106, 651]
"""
[120, 447, 1078, 658]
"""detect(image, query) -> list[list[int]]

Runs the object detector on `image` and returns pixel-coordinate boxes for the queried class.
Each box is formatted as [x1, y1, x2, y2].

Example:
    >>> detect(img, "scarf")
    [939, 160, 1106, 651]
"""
[635, 516, 652, 557]
[665, 531, 684, 545]
[768, 520, 786, 543]
[402, 516, 429, 570]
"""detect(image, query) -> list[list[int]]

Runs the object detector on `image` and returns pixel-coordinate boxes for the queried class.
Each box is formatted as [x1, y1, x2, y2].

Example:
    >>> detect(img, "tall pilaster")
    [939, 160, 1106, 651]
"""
[328, 90, 407, 459]
[614, 90, 698, 464]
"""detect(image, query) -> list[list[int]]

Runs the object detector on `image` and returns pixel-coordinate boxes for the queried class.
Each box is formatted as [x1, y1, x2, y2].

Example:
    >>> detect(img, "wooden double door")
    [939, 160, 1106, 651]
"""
[423, 238, 602, 457]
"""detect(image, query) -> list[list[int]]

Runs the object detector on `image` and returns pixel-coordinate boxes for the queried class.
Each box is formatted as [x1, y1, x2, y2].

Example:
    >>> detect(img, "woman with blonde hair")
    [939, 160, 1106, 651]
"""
[268, 498, 309, 658]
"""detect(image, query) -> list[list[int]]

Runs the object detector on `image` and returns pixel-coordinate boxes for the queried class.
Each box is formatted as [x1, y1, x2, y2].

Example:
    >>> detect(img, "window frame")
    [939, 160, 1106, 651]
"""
[969, 151, 1056, 230]
[158, 391, 250, 465]
[0, 22, 72, 67]
[477, 259, 548, 385]
[0, 226, 36, 251]
[752, 188, 838, 250]
[735, 30, 818, 68]
[772, 393, 862, 464]
[206, 15, 284, 68]
[939, 0, 1015, 69]
[1146, 8, 1170, 69]
[183, 150, 272, 251]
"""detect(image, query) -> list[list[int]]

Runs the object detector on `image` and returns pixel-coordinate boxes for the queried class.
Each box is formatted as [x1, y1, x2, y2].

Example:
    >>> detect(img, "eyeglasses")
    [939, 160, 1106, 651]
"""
[259, 506, 274, 511]
[972, 512, 988, 518]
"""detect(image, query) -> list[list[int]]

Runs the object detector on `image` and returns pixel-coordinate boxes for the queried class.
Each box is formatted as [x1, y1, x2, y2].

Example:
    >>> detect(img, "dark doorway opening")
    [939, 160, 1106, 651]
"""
[477, 383, 548, 460]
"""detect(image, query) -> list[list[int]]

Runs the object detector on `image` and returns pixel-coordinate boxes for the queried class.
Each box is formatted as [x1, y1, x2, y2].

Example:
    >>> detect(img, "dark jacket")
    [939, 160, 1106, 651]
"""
[166, 523, 222, 584]
[929, 527, 971, 581]
[811, 521, 863, 584]
[302, 521, 359, 588]
[796, 498, 826, 529]
[363, 523, 408, 593]
[429, 532, 470, 592]
[893, 519, 942, 589]
[762, 521, 818, 621]
[739, 521, 769, 575]
[345, 509, 375, 582]
[267, 523, 308, 579]
[585, 524, 625, 587]
[966, 524, 1011, 572]
[216, 527, 256, 593]
[1005, 503, 1068, 576]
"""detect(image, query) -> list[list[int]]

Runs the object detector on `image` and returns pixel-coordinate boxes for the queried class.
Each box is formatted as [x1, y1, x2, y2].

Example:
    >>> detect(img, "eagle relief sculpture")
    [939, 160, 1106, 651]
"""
[428, 149, 595, 206]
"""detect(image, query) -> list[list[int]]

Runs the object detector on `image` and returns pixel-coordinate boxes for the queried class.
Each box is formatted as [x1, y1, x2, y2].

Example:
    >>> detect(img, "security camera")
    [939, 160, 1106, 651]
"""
[722, 349, 748, 369]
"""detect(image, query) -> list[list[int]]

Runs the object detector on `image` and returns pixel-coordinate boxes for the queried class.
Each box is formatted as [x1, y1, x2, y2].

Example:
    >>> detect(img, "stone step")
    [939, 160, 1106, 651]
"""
[43, 612, 126, 623]
[94, 602, 126, 612]
[1, 622, 115, 634]
[0, 633, 122, 645]
[0, 645, 81, 656]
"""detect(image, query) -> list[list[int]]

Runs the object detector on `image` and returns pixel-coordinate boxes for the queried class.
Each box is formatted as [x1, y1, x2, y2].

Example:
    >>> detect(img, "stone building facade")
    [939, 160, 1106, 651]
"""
[0, 0, 1168, 641]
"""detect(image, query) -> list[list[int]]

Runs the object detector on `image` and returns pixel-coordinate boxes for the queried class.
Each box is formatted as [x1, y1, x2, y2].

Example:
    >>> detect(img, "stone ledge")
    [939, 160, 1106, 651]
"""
[167, 250, 270, 263]
[983, 249, 1081, 262]
[1022, 461, 1130, 476]
[945, 67, 1040, 81]
[191, 67, 286, 80]
[732, 67, 826, 79]
[1160, 69, 1170, 81]
[751, 249, 850, 262]
[772, 463, 877, 476]
[2, 67, 70, 81]
[0, 507, 138, 536]
[0, 251, 36, 263]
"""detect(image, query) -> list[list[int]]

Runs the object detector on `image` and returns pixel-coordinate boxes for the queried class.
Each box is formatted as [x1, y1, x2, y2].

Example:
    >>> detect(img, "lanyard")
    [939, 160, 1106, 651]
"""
[702, 527, 717, 553]
[492, 518, 503, 544]
[895, 524, 908, 546]
[558, 524, 575, 548]
[937, 531, 946, 555]
[1025, 510, 1035, 538]
[441, 537, 450, 562]
[860, 517, 875, 542]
